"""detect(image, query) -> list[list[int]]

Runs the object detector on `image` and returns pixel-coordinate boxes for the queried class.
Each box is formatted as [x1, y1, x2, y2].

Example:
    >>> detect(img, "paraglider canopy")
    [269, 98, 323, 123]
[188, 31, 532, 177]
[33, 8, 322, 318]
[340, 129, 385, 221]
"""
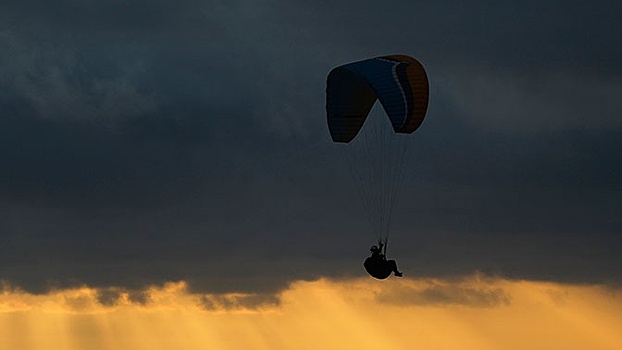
[326, 54, 429, 143]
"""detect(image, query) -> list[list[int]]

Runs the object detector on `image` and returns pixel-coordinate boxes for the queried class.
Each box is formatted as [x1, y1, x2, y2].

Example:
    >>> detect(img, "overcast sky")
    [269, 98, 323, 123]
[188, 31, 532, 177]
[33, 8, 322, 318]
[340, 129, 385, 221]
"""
[1, 0, 620, 294]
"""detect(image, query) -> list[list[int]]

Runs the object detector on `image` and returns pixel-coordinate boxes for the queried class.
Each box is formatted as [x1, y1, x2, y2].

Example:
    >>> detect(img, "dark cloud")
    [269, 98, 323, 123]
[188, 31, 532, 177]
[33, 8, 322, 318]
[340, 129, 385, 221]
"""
[199, 292, 280, 311]
[96, 287, 151, 306]
[64, 294, 94, 312]
[0, 0, 620, 294]
[97, 288, 124, 307]
[376, 281, 511, 308]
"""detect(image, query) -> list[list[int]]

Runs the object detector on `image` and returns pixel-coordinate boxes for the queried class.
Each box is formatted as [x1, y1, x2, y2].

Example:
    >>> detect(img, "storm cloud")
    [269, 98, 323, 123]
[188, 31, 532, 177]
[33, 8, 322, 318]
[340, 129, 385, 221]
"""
[0, 0, 620, 294]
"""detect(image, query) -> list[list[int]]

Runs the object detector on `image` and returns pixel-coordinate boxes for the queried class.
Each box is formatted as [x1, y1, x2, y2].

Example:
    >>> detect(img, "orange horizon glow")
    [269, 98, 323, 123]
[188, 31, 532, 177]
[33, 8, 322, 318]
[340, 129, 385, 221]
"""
[1, 276, 621, 350]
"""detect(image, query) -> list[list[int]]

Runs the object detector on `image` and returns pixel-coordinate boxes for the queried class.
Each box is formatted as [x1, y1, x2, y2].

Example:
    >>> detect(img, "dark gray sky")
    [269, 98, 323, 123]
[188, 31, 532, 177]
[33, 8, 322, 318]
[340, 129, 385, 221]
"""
[1, 0, 620, 294]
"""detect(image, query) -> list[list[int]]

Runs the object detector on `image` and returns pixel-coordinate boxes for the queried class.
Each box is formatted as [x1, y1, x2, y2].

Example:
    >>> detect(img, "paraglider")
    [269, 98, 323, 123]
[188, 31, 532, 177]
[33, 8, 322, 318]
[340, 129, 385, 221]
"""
[365, 243, 403, 279]
[326, 54, 429, 279]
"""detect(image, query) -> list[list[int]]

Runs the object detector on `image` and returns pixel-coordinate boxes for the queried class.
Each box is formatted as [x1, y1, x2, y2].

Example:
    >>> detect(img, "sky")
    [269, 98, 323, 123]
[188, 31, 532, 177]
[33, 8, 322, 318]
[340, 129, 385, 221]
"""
[0, 1, 621, 347]
[1, 277, 622, 350]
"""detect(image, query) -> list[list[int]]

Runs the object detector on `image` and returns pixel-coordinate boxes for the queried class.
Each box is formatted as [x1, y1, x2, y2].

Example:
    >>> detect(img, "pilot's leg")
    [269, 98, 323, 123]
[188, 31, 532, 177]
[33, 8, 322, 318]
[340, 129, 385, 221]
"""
[387, 260, 403, 277]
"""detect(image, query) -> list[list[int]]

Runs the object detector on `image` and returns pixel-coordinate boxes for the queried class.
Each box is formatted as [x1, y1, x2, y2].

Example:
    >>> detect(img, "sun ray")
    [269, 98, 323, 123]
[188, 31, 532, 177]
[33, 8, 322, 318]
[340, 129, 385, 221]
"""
[0, 276, 621, 350]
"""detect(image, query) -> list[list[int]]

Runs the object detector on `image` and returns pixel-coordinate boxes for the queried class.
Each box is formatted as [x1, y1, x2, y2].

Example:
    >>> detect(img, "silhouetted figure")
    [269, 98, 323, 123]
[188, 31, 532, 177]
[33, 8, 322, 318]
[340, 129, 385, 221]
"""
[364, 243, 403, 279]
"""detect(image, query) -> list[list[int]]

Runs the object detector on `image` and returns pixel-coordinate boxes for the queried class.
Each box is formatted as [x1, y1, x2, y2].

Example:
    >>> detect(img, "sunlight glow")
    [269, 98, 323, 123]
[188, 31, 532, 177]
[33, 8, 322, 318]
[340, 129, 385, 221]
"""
[0, 277, 620, 350]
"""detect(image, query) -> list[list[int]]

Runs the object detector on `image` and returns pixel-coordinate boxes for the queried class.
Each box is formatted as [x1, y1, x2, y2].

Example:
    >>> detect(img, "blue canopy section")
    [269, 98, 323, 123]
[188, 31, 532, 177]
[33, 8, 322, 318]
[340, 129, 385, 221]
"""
[326, 55, 429, 143]
[344, 58, 409, 129]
